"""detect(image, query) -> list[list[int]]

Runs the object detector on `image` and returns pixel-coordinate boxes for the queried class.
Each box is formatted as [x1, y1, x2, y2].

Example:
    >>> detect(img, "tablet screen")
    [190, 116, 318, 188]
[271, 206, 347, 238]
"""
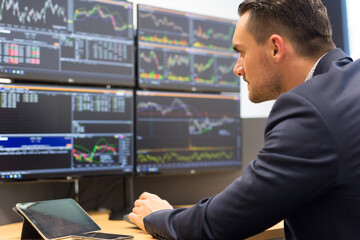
[16, 198, 100, 239]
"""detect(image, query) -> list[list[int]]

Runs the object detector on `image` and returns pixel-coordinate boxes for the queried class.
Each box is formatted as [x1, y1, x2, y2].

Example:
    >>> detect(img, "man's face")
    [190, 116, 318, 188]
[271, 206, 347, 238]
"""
[232, 12, 281, 103]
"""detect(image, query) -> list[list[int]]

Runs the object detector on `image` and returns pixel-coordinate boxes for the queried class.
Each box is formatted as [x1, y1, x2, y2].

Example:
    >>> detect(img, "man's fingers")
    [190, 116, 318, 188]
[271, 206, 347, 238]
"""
[132, 206, 138, 214]
[129, 212, 145, 232]
[139, 192, 161, 200]
[134, 199, 142, 207]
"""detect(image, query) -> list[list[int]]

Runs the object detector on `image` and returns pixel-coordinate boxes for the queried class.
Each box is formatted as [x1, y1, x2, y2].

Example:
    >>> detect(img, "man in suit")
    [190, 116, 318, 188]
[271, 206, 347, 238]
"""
[130, 0, 360, 239]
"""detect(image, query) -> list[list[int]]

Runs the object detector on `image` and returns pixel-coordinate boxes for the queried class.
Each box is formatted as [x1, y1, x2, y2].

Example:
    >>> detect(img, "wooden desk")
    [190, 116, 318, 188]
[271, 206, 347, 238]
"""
[0, 211, 284, 240]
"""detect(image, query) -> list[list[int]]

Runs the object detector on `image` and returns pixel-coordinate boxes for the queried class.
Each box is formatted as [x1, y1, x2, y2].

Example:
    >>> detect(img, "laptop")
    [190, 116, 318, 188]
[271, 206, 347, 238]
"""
[14, 198, 133, 240]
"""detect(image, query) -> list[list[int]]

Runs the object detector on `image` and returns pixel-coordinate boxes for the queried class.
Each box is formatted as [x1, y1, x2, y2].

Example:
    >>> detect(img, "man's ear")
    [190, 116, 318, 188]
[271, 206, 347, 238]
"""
[269, 34, 284, 63]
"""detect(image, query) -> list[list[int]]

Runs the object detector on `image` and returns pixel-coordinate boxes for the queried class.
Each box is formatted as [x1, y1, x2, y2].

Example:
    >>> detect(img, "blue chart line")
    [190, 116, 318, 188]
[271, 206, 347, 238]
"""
[137, 98, 235, 135]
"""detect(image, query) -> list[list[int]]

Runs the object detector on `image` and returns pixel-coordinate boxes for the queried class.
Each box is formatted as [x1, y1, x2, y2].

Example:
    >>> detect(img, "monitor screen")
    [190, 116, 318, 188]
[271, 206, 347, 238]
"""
[0, 84, 133, 181]
[0, 0, 134, 86]
[136, 90, 241, 174]
[137, 5, 239, 93]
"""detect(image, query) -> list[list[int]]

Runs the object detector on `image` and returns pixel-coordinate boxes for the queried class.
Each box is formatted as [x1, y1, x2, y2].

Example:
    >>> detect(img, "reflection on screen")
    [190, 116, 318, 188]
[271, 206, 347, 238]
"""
[17, 199, 99, 239]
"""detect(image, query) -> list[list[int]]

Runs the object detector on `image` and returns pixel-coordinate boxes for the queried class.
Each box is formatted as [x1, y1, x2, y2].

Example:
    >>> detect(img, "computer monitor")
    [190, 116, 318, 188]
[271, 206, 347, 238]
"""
[137, 4, 239, 93]
[0, 83, 134, 181]
[0, 0, 134, 86]
[136, 90, 241, 174]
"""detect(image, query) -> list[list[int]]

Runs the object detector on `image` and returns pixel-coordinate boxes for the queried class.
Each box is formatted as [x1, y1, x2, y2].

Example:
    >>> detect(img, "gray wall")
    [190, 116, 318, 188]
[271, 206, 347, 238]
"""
[0, 118, 267, 225]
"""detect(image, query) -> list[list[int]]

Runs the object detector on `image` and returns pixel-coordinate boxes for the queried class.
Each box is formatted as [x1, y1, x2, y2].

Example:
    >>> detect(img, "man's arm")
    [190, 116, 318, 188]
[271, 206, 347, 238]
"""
[130, 92, 339, 239]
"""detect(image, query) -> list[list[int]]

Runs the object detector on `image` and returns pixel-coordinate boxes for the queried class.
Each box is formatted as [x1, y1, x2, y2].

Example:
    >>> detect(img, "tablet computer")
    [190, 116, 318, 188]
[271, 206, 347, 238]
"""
[15, 198, 133, 240]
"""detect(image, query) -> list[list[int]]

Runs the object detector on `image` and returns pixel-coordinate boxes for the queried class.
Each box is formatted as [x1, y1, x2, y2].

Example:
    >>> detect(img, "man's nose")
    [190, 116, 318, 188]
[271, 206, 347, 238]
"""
[233, 57, 244, 76]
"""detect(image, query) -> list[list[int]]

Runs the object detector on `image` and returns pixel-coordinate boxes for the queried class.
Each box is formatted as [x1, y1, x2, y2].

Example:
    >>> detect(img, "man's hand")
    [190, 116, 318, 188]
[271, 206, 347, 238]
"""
[129, 192, 173, 232]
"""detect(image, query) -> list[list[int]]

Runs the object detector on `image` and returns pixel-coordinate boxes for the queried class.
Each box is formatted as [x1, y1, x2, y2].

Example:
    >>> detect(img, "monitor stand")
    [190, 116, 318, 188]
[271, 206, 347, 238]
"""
[12, 207, 44, 240]
[109, 175, 134, 220]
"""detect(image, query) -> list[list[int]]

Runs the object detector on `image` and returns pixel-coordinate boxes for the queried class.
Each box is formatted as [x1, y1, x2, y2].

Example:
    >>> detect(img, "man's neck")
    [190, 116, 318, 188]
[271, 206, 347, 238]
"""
[280, 54, 323, 93]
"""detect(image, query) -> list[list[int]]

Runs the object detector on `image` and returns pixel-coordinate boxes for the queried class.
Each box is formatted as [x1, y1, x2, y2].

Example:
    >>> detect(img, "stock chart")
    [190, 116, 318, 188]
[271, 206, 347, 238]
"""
[192, 18, 234, 51]
[217, 56, 239, 86]
[136, 91, 241, 173]
[137, 5, 239, 92]
[74, 0, 132, 38]
[193, 54, 216, 84]
[0, 0, 67, 29]
[138, 5, 189, 46]
[165, 52, 191, 82]
[0, 84, 134, 180]
[0, 0, 135, 86]
[72, 136, 118, 166]
[139, 48, 165, 80]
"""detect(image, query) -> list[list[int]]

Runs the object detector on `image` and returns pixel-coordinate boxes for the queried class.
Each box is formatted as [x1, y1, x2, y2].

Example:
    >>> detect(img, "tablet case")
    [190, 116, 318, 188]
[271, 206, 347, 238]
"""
[13, 207, 44, 240]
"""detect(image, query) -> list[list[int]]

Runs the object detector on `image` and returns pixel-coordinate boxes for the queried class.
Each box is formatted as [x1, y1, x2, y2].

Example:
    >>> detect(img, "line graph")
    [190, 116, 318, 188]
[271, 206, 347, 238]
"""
[192, 19, 234, 51]
[194, 25, 233, 41]
[218, 62, 235, 75]
[193, 55, 215, 84]
[165, 53, 191, 82]
[217, 57, 240, 87]
[73, 137, 118, 165]
[138, 7, 189, 46]
[0, 0, 67, 28]
[139, 48, 164, 80]
[139, 12, 188, 36]
[137, 97, 236, 135]
[194, 57, 214, 73]
[166, 53, 190, 69]
[136, 93, 241, 168]
[74, 1, 132, 37]
[137, 149, 235, 164]
[140, 50, 164, 70]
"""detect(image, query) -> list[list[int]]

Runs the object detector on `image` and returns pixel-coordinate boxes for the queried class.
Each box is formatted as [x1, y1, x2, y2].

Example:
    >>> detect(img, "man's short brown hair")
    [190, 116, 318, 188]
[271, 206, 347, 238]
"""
[238, 0, 335, 58]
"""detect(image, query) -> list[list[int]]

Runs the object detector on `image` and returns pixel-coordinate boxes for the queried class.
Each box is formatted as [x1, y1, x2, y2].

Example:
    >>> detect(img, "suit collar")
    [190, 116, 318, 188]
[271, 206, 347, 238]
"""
[313, 48, 352, 77]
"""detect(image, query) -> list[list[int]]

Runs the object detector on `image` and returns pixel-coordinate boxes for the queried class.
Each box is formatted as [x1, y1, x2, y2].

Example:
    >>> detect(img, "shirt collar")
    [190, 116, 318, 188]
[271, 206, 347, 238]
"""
[305, 53, 326, 82]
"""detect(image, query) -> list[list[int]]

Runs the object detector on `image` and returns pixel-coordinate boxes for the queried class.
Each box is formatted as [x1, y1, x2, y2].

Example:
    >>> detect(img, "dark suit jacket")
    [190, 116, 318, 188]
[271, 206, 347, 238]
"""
[144, 49, 360, 239]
